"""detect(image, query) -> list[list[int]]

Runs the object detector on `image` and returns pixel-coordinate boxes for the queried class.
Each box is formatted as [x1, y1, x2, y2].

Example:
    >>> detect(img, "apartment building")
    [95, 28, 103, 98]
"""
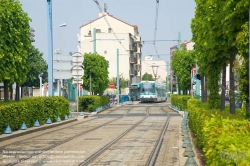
[77, 12, 142, 83]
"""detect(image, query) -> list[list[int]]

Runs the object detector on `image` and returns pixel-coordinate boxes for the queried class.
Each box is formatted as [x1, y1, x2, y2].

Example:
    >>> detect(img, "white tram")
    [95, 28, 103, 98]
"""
[138, 81, 167, 102]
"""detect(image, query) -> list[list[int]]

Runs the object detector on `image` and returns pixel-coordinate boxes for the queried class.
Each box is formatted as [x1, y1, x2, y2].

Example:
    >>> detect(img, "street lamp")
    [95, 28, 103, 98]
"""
[39, 73, 46, 96]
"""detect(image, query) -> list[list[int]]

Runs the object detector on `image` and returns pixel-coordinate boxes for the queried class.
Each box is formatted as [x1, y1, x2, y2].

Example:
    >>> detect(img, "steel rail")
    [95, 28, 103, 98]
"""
[78, 107, 150, 166]
[147, 107, 171, 166]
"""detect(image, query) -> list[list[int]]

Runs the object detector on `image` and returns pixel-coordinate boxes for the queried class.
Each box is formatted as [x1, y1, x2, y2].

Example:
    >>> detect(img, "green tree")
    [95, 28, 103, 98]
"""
[109, 75, 130, 89]
[171, 48, 196, 94]
[0, 0, 32, 101]
[22, 45, 48, 87]
[191, 0, 249, 112]
[142, 73, 154, 81]
[82, 53, 109, 95]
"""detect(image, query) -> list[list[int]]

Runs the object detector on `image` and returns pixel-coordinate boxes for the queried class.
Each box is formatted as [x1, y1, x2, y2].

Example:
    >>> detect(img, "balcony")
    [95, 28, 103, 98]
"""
[129, 56, 137, 64]
[135, 36, 141, 43]
[137, 48, 141, 54]
[135, 64, 141, 72]
[129, 42, 138, 52]
[130, 70, 137, 76]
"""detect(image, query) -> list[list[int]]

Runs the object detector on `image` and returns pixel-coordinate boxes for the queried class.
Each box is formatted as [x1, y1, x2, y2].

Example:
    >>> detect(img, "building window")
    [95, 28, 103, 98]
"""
[96, 29, 101, 33]
[104, 51, 107, 54]
[108, 28, 112, 33]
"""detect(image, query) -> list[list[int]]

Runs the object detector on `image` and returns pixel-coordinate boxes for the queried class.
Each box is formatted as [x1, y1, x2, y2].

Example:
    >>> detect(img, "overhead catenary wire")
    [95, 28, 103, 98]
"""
[152, 0, 165, 61]
[93, 0, 128, 53]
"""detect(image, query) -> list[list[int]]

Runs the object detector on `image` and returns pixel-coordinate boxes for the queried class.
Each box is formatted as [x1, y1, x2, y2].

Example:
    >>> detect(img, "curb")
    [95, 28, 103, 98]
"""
[168, 105, 184, 117]
[0, 118, 77, 142]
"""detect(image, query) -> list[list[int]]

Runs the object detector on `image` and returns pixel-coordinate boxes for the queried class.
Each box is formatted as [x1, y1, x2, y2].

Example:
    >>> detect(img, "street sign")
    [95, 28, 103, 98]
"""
[72, 66, 84, 78]
[72, 52, 84, 66]
[72, 79, 83, 84]
[193, 74, 197, 80]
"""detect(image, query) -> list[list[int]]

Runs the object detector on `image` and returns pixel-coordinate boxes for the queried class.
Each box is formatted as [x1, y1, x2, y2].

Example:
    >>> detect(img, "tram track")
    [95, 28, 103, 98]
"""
[147, 107, 171, 166]
[78, 107, 150, 166]
[1, 107, 135, 166]
[79, 106, 172, 166]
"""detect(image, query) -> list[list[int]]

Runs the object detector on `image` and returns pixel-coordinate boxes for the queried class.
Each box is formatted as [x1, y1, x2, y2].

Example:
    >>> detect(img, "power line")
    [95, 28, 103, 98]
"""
[93, 0, 128, 53]
[152, 0, 165, 61]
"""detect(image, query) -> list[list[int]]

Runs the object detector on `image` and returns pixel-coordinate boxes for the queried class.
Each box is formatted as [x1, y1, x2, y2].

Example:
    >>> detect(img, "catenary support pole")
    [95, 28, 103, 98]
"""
[47, 0, 53, 96]
[177, 32, 181, 95]
[116, 49, 120, 105]
[40, 76, 42, 96]
[93, 28, 96, 54]
[196, 61, 200, 99]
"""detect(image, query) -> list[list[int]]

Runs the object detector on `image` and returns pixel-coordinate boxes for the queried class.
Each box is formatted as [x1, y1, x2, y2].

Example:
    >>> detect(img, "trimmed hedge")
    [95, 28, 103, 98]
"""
[78, 95, 109, 112]
[170, 94, 191, 110]
[187, 99, 250, 165]
[0, 96, 70, 135]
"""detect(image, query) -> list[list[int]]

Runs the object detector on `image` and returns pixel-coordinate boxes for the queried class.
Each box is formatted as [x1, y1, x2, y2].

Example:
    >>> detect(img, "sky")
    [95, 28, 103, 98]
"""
[19, 0, 196, 63]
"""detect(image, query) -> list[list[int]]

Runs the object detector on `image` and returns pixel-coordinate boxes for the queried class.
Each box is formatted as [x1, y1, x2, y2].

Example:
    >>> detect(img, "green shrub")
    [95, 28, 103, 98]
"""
[187, 99, 250, 165]
[170, 94, 191, 110]
[78, 95, 109, 112]
[0, 96, 70, 135]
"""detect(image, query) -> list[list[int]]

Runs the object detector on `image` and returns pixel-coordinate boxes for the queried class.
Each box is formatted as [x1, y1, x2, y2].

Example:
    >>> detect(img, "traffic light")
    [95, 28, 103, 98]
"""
[196, 74, 201, 80]
[30, 27, 35, 42]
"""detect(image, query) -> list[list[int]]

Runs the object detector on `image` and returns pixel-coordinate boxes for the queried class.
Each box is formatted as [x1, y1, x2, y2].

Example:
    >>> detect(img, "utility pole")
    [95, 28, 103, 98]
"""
[89, 28, 96, 96]
[93, 28, 96, 54]
[177, 32, 181, 95]
[166, 62, 169, 98]
[196, 61, 200, 99]
[116, 49, 120, 105]
[47, 0, 53, 96]
[90, 73, 92, 95]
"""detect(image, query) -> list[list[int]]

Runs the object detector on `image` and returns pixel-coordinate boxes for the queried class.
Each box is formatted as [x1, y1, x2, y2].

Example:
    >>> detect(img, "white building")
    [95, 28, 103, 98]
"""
[77, 12, 142, 83]
[141, 56, 167, 82]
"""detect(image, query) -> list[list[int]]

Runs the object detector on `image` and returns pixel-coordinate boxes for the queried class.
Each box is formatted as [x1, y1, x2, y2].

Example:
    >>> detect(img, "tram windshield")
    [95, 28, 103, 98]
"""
[141, 82, 155, 94]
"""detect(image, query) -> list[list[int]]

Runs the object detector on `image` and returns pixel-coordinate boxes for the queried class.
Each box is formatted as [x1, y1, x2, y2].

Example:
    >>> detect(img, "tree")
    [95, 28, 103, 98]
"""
[191, 0, 249, 113]
[0, 0, 32, 101]
[82, 53, 109, 95]
[22, 45, 48, 87]
[109, 75, 130, 89]
[142, 73, 154, 81]
[171, 48, 196, 94]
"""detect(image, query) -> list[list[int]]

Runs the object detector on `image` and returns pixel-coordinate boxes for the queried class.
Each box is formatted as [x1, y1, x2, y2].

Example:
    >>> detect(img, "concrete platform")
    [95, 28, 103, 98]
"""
[169, 106, 201, 166]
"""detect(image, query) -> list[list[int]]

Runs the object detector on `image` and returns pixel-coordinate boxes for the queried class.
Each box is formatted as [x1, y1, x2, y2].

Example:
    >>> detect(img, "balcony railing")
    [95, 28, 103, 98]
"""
[129, 56, 137, 64]
[130, 70, 137, 76]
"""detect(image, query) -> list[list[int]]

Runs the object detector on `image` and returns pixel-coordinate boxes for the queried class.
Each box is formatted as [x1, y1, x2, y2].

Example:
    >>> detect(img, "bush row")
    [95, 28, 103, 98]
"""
[78, 95, 109, 112]
[187, 99, 250, 165]
[0, 97, 70, 135]
[170, 94, 191, 110]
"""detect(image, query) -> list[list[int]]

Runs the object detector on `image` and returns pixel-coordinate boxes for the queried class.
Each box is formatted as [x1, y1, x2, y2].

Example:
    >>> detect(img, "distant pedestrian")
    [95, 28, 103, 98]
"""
[130, 92, 135, 103]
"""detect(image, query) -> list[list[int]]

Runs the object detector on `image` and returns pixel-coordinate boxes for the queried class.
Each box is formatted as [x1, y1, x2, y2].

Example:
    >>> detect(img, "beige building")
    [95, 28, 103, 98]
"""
[77, 11, 142, 83]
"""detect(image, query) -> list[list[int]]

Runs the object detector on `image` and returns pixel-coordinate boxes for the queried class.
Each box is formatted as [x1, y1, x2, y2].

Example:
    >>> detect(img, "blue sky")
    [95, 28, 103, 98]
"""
[20, 0, 195, 63]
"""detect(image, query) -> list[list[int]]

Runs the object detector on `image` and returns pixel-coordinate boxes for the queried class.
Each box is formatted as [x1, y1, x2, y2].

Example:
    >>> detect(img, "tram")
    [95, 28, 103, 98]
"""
[138, 81, 167, 102]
